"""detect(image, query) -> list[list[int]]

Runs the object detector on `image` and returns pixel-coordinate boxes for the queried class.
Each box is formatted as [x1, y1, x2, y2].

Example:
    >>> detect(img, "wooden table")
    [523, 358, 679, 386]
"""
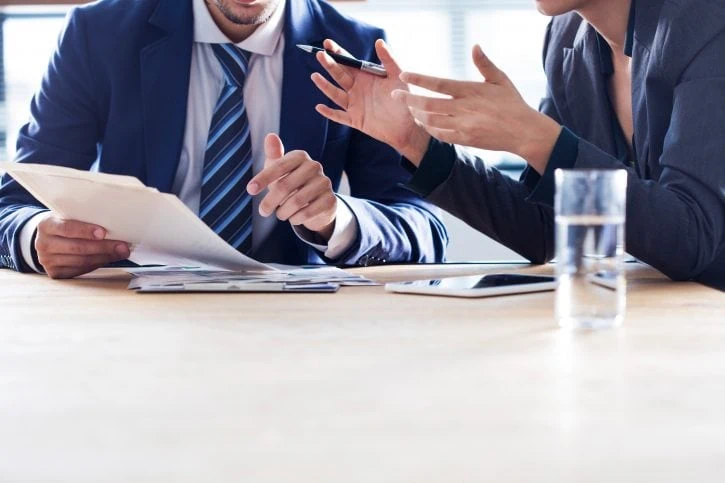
[0, 263, 723, 482]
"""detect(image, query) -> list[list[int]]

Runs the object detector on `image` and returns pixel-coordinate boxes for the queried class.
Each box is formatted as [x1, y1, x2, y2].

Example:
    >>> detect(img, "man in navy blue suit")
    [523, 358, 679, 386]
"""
[0, 0, 448, 279]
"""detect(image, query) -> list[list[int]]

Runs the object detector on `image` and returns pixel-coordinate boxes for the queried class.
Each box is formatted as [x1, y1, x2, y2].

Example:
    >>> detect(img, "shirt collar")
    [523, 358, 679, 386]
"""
[193, 0, 286, 56]
[597, 0, 636, 75]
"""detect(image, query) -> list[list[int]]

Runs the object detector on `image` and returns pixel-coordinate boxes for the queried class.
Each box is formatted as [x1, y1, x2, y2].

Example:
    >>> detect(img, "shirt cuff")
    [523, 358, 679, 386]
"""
[522, 126, 579, 206]
[292, 194, 359, 260]
[402, 137, 457, 197]
[19, 211, 51, 273]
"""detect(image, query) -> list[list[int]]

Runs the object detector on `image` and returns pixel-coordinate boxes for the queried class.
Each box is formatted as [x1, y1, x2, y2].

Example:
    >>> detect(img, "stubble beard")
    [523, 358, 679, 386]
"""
[213, 0, 281, 26]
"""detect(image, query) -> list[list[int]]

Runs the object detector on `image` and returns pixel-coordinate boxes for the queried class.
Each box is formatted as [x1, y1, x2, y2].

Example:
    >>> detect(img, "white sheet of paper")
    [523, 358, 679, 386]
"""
[0, 162, 274, 272]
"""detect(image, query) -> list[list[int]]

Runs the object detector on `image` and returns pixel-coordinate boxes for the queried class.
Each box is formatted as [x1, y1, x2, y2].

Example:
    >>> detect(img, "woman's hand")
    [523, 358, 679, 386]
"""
[395, 45, 562, 174]
[312, 39, 431, 164]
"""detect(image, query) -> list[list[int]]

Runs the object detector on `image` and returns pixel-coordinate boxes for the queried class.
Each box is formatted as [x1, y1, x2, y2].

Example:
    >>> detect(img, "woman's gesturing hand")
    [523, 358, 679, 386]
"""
[395, 45, 562, 173]
[312, 39, 431, 165]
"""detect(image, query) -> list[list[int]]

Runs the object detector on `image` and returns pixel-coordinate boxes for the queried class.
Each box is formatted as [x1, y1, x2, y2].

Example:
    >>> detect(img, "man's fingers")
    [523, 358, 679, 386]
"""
[264, 133, 285, 161]
[322, 38, 401, 78]
[288, 193, 337, 227]
[259, 179, 296, 217]
[399, 72, 476, 98]
[36, 217, 130, 279]
[44, 266, 88, 280]
[40, 251, 130, 279]
[275, 176, 332, 222]
[250, 133, 286, 196]
[323, 38, 352, 57]
[39, 236, 129, 258]
[375, 39, 403, 76]
[42, 253, 127, 270]
[258, 161, 323, 216]
[311, 73, 349, 109]
[315, 51, 355, 91]
[42, 218, 106, 241]
[315, 104, 354, 128]
[44, 258, 116, 279]
[473, 45, 508, 85]
[248, 151, 308, 195]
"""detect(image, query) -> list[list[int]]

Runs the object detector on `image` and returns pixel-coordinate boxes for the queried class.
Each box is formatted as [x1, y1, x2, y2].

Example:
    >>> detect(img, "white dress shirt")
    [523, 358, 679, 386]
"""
[20, 0, 357, 272]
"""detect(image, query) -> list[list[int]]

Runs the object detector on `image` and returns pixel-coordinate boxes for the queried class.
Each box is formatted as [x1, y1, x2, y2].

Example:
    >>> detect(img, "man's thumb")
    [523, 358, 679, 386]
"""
[264, 133, 285, 161]
[473, 45, 506, 84]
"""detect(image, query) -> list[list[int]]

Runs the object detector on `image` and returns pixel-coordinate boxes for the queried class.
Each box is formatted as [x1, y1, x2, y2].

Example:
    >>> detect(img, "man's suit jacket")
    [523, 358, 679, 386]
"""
[407, 0, 724, 287]
[0, 0, 448, 272]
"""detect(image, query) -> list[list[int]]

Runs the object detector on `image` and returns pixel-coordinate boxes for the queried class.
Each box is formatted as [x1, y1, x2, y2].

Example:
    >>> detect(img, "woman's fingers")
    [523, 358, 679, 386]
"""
[409, 108, 458, 131]
[311, 73, 349, 109]
[472, 45, 510, 85]
[421, 126, 465, 146]
[315, 104, 354, 128]
[400, 72, 477, 98]
[315, 51, 355, 91]
[392, 90, 459, 114]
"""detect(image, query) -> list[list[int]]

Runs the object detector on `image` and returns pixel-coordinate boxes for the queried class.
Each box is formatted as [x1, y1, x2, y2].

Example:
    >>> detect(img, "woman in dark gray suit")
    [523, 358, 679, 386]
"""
[311, 0, 725, 287]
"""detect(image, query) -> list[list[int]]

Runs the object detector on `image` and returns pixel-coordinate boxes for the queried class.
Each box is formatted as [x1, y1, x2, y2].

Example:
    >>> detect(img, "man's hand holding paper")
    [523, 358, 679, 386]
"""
[0, 0, 449, 278]
[35, 216, 130, 279]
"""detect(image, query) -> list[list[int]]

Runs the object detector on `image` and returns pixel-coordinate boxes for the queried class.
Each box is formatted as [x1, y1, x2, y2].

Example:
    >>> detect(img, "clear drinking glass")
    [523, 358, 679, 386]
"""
[555, 169, 628, 329]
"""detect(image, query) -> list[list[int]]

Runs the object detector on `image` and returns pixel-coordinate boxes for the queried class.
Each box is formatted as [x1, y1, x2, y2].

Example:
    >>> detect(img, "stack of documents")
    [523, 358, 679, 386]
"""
[127, 265, 377, 293]
[0, 163, 376, 293]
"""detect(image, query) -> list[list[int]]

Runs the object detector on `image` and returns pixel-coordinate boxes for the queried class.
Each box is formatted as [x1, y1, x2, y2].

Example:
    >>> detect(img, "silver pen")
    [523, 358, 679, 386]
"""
[296, 44, 388, 78]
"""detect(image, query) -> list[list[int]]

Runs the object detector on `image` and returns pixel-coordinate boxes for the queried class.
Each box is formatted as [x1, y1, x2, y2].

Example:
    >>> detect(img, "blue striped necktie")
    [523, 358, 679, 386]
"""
[200, 44, 254, 254]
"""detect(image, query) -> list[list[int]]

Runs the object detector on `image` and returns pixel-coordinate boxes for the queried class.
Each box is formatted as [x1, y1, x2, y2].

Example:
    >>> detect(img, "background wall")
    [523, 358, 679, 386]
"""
[0, 0, 551, 262]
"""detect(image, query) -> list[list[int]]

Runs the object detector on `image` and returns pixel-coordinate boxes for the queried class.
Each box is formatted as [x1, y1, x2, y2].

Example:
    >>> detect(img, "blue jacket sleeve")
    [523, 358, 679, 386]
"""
[333, 129, 449, 265]
[318, 29, 448, 265]
[0, 8, 101, 272]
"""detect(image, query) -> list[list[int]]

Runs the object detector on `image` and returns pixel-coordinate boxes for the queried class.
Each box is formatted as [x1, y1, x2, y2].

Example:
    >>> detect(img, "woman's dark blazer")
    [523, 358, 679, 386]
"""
[409, 0, 725, 287]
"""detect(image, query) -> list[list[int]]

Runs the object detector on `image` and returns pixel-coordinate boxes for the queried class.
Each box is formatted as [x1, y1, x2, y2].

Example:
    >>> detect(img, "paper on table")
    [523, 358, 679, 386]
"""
[135, 282, 340, 293]
[0, 162, 274, 272]
[126, 265, 378, 291]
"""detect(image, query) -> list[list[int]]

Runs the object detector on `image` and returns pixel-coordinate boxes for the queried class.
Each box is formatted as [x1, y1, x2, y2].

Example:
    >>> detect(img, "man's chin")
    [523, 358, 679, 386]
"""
[215, 0, 277, 26]
[225, 9, 265, 24]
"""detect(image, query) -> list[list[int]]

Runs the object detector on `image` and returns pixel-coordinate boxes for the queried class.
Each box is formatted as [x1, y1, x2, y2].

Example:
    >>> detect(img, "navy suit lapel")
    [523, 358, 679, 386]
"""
[280, 0, 329, 161]
[561, 26, 617, 157]
[254, 0, 332, 264]
[140, 0, 193, 192]
[629, 0, 663, 178]
[630, 45, 650, 176]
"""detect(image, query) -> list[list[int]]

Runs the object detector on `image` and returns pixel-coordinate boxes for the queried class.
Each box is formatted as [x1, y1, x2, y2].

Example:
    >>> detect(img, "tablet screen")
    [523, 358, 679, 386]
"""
[406, 274, 556, 289]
